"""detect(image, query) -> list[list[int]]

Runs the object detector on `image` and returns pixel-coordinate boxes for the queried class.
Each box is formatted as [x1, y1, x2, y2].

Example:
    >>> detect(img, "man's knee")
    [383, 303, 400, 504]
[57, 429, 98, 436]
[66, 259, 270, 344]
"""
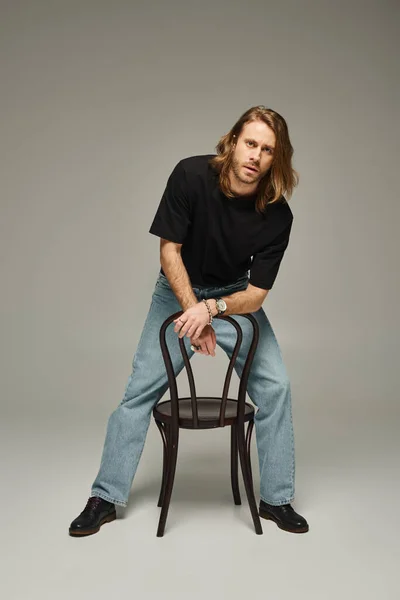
[249, 368, 291, 401]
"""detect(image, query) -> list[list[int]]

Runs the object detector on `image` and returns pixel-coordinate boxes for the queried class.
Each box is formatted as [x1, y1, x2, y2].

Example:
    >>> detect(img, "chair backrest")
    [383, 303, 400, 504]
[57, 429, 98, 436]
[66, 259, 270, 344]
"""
[159, 311, 259, 429]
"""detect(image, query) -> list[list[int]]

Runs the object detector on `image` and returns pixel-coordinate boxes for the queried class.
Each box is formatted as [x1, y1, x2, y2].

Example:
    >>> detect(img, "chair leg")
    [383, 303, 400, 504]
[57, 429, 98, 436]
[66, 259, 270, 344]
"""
[155, 421, 169, 507]
[237, 420, 263, 535]
[245, 420, 254, 483]
[156, 427, 179, 537]
[230, 424, 241, 505]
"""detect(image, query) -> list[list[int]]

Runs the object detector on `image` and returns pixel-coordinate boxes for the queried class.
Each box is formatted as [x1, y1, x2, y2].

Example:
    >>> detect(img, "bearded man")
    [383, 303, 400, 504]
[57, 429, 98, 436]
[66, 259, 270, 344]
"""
[69, 105, 309, 537]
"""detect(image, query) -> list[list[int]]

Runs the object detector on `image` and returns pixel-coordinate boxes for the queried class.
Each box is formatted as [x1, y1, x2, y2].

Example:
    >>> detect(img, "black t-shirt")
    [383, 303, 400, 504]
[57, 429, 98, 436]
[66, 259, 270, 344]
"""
[149, 154, 293, 290]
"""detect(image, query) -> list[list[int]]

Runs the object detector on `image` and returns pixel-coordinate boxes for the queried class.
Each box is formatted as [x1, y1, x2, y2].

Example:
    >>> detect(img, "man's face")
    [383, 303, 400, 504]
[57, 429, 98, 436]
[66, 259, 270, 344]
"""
[230, 120, 276, 189]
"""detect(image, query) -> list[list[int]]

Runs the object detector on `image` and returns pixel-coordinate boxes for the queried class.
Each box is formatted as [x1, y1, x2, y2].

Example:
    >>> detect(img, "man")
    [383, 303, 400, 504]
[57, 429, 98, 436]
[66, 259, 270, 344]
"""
[69, 105, 309, 536]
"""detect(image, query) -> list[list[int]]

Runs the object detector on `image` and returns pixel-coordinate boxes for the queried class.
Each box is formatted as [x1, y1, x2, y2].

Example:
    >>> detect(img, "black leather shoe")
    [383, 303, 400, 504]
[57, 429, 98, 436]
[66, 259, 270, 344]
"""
[69, 497, 116, 537]
[259, 500, 309, 533]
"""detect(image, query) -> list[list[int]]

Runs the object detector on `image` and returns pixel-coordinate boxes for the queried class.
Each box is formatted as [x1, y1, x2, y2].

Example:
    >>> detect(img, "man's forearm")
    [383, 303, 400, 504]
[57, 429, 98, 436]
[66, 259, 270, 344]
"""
[160, 251, 198, 311]
[219, 288, 266, 316]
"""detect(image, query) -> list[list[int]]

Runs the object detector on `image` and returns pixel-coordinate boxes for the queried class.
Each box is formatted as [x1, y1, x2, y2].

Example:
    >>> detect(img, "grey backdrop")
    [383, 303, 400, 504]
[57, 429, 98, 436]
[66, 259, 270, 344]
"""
[1, 1, 398, 599]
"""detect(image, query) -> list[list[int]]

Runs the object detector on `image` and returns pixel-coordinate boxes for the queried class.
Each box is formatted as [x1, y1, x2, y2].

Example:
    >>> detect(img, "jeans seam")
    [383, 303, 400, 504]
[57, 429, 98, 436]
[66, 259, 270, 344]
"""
[260, 495, 295, 506]
[90, 491, 127, 507]
[121, 297, 157, 405]
[288, 386, 295, 497]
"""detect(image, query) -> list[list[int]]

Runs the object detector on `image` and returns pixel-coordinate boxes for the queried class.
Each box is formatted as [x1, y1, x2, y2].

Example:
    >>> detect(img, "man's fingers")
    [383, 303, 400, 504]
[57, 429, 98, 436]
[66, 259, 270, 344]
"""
[209, 339, 216, 356]
[179, 323, 190, 338]
[195, 342, 209, 356]
[187, 323, 200, 338]
[195, 324, 207, 339]
[190, 327, 216, 356]
[211, 330, 217, 354]
[181, 320, 204, 339]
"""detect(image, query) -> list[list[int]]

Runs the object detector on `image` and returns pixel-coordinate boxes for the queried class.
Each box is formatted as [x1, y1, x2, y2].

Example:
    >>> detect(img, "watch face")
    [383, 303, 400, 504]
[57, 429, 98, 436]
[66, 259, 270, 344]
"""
[217, 298, 227, 311]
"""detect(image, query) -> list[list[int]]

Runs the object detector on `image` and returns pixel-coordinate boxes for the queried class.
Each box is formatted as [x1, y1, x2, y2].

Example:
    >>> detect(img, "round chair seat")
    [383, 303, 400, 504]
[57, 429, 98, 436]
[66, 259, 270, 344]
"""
[153, 396, 255, 429]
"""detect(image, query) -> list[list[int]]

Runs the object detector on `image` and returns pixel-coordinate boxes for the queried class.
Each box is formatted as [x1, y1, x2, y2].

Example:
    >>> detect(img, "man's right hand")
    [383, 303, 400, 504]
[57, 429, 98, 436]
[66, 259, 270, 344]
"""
[190, 324, 216, 357]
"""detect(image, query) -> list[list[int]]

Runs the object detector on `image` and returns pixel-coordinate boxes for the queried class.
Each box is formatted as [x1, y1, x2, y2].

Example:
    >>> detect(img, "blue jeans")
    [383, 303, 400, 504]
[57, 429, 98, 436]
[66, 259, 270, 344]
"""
[91, 272, 295, 506]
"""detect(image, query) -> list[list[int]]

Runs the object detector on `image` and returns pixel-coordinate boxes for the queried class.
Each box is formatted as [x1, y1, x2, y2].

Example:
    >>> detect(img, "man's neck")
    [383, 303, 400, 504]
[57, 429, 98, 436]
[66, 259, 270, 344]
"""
[228, 170, 258, 197]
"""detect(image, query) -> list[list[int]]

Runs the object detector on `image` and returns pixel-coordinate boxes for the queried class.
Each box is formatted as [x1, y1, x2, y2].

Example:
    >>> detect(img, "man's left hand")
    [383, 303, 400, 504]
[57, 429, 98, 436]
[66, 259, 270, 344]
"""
[173, 302, 212, 339]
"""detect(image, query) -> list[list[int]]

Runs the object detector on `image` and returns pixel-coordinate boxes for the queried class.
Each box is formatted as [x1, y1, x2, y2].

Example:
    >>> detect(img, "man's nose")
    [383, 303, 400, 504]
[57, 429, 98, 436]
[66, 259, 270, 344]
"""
[249, 149, 261, 161]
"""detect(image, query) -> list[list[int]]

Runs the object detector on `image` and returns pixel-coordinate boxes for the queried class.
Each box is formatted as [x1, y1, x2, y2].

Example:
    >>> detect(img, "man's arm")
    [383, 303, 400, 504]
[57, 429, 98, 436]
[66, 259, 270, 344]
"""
[160, 239, 268, 316]
[160, 239, 198, 311]
[219, 285, 269, 316]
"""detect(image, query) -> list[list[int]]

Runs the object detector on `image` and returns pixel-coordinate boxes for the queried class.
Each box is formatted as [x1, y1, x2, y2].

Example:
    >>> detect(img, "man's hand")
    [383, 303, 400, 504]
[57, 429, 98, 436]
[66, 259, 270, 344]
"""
[173, 301, 212, 340]
[190, 325, 216, 357]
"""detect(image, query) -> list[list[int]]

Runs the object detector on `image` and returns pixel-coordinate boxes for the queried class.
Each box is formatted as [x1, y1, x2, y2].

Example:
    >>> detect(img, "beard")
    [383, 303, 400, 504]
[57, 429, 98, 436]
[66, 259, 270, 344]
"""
[231, 156, 260, 185]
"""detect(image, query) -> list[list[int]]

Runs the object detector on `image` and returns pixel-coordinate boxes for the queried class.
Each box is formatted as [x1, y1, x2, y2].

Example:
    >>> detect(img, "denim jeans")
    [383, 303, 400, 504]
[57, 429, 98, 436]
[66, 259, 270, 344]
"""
[91, 272, 295, 507]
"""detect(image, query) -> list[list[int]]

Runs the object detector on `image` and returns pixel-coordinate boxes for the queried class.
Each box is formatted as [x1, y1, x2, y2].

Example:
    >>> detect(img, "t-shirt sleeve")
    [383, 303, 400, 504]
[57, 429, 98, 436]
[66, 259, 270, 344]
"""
[249, 219, 293, 290]
[148, 160, 191, 244]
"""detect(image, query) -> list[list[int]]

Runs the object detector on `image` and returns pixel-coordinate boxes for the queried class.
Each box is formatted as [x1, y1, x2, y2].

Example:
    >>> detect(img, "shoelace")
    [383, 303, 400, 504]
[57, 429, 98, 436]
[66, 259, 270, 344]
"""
[83, 497, 103, 513]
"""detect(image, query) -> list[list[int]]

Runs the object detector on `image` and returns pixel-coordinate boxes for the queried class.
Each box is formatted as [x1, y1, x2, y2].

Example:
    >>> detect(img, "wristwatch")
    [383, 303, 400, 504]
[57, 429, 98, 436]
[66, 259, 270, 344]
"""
[215, 297, 227, 315]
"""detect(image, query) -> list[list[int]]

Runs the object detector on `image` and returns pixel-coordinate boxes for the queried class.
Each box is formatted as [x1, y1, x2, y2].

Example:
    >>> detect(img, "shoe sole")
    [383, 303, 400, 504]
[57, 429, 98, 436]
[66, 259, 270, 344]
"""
[259, 510, 309, 534]
[69, 512, 117, 537]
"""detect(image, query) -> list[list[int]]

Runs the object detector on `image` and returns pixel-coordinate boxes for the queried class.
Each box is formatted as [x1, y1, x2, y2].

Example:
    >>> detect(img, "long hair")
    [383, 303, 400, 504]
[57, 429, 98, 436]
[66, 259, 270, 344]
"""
[209, 105, 299, 214]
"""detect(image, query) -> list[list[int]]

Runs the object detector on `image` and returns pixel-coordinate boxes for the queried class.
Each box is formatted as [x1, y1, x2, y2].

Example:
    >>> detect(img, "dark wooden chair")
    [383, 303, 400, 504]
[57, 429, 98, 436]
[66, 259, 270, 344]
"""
[152, 310, 263, 537]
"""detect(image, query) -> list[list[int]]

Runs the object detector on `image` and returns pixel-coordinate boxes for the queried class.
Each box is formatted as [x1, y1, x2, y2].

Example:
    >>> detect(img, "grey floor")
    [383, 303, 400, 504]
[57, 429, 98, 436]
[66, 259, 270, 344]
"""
[2, 406, 399, 600]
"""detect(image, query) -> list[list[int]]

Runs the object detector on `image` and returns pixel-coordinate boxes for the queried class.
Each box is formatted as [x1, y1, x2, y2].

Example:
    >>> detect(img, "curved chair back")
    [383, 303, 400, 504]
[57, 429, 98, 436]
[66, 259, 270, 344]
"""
[159, 312, 259, 429]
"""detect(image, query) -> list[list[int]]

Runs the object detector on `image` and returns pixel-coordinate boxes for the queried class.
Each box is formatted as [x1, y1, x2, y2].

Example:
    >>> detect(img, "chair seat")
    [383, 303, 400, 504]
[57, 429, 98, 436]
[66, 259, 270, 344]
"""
[153, 396, 255, 429]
